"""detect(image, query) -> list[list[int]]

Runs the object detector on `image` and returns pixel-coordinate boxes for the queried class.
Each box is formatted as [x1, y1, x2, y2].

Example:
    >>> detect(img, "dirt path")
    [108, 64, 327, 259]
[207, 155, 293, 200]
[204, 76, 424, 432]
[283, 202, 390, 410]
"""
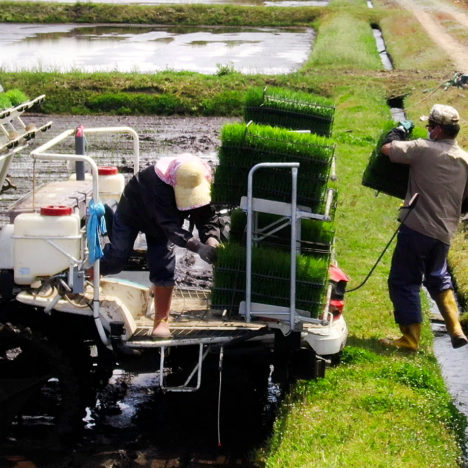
[395, 0, 468, 71]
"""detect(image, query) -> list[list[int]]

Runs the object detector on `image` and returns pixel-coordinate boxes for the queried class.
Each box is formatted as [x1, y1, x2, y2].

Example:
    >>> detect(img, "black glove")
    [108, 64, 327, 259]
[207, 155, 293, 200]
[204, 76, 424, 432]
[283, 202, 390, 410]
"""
[186, 237, 218, 264]
[198, 243, 218, 264]
[382, 127, 408, 145]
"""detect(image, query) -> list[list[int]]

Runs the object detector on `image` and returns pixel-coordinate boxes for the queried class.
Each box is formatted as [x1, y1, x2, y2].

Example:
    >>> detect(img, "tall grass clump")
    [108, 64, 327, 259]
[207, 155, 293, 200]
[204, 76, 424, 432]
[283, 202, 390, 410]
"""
[229, 208, 335, 255]
[244, 86, 335, 136]
[5, 88, 28, 106]
[0, 93, 12, 110]
[211, 242, 329, 317]
[212, 122, 335, 210]
[361, 122, 426, 199]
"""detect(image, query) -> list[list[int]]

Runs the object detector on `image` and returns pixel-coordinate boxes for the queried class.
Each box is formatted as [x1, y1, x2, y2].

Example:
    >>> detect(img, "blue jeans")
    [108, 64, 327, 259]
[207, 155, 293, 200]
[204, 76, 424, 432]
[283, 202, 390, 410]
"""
[100, 211, 176, 286]
[388, 224, 453, 325]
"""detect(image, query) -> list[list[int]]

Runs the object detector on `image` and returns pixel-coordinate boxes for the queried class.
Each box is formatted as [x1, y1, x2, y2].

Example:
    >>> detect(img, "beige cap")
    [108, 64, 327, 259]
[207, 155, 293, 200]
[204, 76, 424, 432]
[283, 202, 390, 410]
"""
[424, 104, 460, 125]
[174, 159, 211, 211]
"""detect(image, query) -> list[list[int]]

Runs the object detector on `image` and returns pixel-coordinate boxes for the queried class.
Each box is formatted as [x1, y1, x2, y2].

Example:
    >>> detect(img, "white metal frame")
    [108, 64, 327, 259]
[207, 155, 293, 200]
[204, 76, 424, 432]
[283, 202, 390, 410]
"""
[29, 126, 141, 348]
[242, 162, 336, 332]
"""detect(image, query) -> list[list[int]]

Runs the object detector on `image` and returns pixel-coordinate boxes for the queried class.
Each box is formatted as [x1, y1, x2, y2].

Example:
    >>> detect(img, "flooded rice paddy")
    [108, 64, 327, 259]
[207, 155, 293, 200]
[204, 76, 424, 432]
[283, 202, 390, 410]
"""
[1, 23, 315, 74]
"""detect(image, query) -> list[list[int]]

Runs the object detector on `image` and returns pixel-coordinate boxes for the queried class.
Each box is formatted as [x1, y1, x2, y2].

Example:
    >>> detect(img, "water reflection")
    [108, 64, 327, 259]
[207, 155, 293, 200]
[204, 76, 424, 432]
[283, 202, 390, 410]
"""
[0, 23, 315, 74]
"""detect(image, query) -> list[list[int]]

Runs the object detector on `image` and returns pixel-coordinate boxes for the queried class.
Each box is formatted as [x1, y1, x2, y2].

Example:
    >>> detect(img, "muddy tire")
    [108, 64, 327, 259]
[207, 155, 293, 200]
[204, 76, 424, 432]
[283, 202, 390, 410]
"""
[0, 323, 84, 441]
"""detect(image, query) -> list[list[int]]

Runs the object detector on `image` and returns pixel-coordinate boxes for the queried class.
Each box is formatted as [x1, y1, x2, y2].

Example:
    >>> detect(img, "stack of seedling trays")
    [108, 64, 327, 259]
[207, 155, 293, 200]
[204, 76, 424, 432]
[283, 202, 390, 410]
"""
[211, 243, 329, 317]
[244, 86, 335, 137]
[212, 122, 335, 213]
[211, 109, 337, 319]
[362, 122, 426, 199]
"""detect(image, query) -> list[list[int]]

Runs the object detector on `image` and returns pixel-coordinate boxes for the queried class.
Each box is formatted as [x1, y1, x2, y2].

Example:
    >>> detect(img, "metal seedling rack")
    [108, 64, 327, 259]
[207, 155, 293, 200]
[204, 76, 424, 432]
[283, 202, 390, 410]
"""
[238, 162, 336, 330]
[0, 95, 52, 194]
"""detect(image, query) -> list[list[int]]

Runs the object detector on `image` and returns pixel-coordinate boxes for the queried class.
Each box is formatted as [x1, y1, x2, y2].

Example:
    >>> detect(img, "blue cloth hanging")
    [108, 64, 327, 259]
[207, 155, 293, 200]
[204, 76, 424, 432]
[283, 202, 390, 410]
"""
[87, 199, 107, 265]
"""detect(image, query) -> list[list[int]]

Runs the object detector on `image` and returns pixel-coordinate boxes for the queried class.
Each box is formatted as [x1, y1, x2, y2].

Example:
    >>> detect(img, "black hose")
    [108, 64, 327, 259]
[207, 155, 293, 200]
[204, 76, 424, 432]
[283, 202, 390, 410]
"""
[347, 193, 419, 293]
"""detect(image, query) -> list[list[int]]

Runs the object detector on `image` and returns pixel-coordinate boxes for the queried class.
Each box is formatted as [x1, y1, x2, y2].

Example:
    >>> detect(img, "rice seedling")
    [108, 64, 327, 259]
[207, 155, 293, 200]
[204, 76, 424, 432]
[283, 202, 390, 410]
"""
[211, 242, 329, 317]
[361, 122, 426, 199]
[244, 86, 335, 137]
[229, 208, 335, 255]
[212, 122, 335, 210]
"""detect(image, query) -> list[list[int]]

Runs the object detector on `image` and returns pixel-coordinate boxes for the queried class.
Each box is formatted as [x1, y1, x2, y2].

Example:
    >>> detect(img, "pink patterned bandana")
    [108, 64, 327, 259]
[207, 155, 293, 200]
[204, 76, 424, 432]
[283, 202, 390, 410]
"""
[154, 154, 212, 186]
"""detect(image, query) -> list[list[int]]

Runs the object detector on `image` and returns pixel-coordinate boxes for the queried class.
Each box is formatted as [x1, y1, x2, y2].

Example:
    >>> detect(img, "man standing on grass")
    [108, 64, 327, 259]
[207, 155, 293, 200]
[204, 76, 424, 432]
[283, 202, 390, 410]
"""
[379, 104, 468, 351]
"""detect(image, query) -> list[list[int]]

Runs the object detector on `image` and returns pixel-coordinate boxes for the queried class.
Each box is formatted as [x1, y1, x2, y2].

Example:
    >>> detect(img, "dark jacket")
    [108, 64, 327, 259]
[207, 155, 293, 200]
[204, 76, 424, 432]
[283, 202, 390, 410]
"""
[117, 165, 220, 246]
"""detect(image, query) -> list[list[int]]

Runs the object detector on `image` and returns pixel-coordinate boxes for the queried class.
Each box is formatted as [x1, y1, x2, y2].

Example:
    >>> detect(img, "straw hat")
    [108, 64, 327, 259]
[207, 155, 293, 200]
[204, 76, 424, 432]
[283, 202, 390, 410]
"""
[155, 154, 212, 211]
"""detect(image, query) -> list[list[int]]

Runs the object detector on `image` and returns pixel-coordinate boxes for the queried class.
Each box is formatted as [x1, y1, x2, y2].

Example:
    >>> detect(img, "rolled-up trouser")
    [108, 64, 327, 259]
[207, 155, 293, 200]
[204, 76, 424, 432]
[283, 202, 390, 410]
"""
[388, 224, 453, 325]
[100, 210, 176, 287]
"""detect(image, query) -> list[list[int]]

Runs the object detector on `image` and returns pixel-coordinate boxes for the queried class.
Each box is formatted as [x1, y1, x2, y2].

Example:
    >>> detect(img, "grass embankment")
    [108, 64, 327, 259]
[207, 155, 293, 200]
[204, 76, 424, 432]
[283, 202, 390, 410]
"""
[261, 5, 468, 467]
[1, 1, 468, 465]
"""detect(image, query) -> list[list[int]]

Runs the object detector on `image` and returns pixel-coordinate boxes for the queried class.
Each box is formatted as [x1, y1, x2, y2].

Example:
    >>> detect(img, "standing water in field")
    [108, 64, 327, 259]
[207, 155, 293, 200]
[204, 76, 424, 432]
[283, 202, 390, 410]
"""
[0, 24, 315, 75]
[372, 25, 393, 70]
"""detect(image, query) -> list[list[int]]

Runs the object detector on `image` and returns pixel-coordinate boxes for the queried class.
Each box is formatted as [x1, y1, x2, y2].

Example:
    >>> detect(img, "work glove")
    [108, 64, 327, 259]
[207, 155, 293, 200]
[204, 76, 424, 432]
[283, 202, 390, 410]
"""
[186, 237, 218, 264]
[398, 120, 414, 133]
[382, 120, 414, 146]
[205, 237, 220, 248]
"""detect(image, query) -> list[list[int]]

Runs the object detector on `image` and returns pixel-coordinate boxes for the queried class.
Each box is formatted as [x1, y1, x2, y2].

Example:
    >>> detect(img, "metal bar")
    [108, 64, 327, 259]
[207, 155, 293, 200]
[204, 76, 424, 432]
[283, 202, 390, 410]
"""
[290, 167, 298, 330]
[246, 162, 300, 324]
[31, 135, 109, 347]
[83, 126, 140, 174]
[159, 344, 209, 392]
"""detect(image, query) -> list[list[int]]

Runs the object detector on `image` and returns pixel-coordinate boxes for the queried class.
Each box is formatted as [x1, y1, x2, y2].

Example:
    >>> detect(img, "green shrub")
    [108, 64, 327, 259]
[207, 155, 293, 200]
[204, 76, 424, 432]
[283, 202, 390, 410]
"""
[86, 92, 182, 114]
[212, 122, 335, 209]
[244, 86, 335, 136]
[5, 88, 28, 106]
[211, 242, 328, 317]
[201, 90, 244, 116]
[0, 93, 12, 110]
[361, 122, 426, 199]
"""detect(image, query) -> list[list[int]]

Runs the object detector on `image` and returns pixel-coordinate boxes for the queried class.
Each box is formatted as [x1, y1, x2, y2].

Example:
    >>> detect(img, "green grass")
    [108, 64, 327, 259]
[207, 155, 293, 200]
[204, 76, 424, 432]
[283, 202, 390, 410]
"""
[263, 350, 465, 467]
[307, 12, 382, 70]
[0, 1, 320, 26]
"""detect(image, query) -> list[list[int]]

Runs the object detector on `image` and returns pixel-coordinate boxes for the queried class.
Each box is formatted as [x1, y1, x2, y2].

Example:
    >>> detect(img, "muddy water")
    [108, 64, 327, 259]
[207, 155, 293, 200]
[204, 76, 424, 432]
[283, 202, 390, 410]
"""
[0, 114, 282, 467]
[0, 114, 240, 225]
[431, 291, 468, 466]
[1, 23, 315, 74]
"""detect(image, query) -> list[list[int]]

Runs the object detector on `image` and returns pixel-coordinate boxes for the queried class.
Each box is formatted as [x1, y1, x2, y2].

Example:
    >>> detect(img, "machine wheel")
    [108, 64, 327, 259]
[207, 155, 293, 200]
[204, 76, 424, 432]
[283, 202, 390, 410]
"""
[0, 323, 84, 440]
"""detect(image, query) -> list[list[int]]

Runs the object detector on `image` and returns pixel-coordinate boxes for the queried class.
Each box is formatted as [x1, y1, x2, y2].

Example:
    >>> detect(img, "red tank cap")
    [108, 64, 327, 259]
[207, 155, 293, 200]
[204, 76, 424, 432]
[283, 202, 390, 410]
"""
[40, 205, 73, 216]
[98, 166, 118, 176]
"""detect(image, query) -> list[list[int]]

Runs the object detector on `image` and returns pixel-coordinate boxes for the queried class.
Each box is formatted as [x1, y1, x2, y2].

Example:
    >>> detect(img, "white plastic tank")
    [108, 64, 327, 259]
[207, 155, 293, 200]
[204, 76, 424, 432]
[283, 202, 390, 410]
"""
[0, 224, 14, 269]
[98, 166, 125, 202]
[69, 166, 124, 202]
[13, 206, 81, 285]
